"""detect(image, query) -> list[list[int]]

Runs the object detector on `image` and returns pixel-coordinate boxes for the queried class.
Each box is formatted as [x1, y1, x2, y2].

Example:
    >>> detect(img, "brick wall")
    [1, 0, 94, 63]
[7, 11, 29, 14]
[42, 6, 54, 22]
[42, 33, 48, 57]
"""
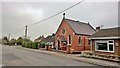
[55, 19, 91, 53]
[92, 39, 120, 56]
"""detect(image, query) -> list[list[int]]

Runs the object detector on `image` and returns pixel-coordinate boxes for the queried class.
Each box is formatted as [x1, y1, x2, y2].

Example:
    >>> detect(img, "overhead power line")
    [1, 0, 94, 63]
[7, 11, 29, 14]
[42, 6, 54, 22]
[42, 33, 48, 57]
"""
[27, 0, 85, 26]
[10, 0, 85, 38]
[10, 26, 25, 36]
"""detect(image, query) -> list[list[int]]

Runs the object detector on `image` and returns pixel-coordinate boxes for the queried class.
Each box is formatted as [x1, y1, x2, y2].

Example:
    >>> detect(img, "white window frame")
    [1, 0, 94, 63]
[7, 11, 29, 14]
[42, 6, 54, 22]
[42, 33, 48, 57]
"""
[67, 35, 72, 45]
[87, 38, 91, 46]
[95, 40, 114, 53]
[78, 36, 82, 46]
[107, 40, 114, 52]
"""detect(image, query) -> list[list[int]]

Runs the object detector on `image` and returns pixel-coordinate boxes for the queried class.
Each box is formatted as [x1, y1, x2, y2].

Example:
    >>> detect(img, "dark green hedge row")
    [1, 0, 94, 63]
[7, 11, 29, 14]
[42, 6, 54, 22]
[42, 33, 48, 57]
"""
[40, 42, 45, 48]
[22, 41, 38, 49]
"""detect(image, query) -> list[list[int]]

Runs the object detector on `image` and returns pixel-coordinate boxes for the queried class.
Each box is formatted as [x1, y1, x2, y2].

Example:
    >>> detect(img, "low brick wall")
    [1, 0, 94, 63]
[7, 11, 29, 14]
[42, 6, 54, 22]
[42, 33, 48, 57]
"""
[81, 51, 120, 62]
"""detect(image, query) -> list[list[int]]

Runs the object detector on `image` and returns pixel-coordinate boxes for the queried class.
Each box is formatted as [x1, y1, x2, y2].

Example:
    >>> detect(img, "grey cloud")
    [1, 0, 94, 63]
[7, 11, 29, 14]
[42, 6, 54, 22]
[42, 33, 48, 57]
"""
[2, 2, 118, 40]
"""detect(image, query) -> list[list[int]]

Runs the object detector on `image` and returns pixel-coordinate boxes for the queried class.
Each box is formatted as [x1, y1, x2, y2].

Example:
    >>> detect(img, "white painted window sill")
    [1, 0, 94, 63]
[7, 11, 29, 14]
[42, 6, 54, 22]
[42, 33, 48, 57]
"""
[95, 50, 114, 53]
[67, 44, 71, 46]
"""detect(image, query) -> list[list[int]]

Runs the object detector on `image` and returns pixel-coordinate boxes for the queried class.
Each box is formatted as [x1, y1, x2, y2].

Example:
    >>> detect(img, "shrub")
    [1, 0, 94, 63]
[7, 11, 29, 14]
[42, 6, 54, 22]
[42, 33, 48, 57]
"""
[27, 42, 30, 48]
[40, 42, 45, 48]
[29, 41, 33, 48]
[22, 42, 25, 47]
[35, 42, 38, 49]
[31, 42, 38, 49]
[31, 42, 34, 49]
[22, 41, 39, 49]
[25, 42, 28, 48]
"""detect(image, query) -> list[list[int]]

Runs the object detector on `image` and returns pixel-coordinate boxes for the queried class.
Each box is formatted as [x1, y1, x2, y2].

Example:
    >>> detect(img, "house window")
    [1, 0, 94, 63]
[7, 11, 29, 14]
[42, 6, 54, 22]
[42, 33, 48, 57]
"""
[68, 35, 71, 45]
[88, 39, 91, 46]
[96, 42, 108, 51]
[78, 36, 82, 45]
[108, 41, 114, 51]
[95, 40, 114, 52]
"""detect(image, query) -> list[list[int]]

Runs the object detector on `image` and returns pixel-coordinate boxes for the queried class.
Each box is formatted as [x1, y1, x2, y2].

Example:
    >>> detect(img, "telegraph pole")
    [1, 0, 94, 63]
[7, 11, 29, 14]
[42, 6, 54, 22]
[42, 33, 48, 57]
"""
[8, 33, 10, 41]
[8, 33, 11, 45]
[25, 25, 27, 39]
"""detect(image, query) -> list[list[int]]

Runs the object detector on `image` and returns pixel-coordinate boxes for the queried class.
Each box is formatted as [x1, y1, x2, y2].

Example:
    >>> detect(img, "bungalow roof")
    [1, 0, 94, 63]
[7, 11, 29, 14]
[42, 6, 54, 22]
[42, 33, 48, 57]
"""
[41, 36, 55, 42]
[90, 27, 120, 38]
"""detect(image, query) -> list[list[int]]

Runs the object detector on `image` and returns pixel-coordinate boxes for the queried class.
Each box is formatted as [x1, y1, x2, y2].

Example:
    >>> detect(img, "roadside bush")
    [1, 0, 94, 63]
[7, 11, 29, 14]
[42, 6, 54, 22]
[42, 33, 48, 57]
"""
[32, 42, 35, 49]
[40, 42, 45, 48]
[29, 41, 33, 48]
[31, 42, 38, 49]
[35, 42, 38, 49]
[27, 42, 30, 48]
[22, 41, 38, 49]
[22, 42, 25, 47]
[25, 42, 28, 48]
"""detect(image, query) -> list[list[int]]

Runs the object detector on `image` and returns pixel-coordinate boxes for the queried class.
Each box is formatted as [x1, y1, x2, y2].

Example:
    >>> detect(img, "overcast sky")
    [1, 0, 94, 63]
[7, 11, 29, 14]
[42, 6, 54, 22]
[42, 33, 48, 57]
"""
[1, 0, 119, 40]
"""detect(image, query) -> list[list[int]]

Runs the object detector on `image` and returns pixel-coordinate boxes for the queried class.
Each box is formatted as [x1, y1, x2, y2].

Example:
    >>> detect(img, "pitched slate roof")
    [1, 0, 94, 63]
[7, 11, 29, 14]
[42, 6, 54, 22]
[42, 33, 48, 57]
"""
[41, 35, 55, 42]
[65, 19, 95, 35]
[34, 36, 44, 42]
[90, 27, 120, 38]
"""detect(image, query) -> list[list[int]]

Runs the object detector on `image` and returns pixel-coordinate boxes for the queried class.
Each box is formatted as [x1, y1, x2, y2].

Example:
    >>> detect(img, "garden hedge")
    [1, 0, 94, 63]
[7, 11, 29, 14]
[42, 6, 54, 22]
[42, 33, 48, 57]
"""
[22, 41, 38, 49]
[40, 42, 45, 48]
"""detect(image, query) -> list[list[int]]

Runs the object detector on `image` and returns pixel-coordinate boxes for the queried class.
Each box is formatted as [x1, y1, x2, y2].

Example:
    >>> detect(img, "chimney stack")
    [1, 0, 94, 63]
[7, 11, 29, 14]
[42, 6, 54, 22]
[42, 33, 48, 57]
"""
[52, 33, 55, 36]
[42, 35, 44, 38]
[63, 13, 65, 19]
[96, 26, 100, 32]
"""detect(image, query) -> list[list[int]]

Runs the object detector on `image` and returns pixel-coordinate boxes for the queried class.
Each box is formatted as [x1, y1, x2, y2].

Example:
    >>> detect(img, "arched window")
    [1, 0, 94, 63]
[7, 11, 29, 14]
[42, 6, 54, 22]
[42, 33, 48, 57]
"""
[68, 35, 71, 45]
[62, 29, 66, 34]
[78, 36, 81, 46]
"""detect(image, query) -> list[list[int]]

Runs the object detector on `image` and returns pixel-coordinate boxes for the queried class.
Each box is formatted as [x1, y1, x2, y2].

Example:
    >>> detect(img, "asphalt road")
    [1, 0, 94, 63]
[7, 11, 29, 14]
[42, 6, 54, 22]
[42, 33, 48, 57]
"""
[2, 45, 105, 67]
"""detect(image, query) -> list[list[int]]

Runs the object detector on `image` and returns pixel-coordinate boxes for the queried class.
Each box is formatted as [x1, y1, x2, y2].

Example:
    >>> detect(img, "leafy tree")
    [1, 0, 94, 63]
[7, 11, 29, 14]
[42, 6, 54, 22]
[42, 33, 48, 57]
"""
[3, 36, 9, 42]
[2, 36, 9, 45]
[18, 37, 23, 41]
[11, 38, 16, 41]
[16, 37, 23, 45]
[10, 38, 16, 45]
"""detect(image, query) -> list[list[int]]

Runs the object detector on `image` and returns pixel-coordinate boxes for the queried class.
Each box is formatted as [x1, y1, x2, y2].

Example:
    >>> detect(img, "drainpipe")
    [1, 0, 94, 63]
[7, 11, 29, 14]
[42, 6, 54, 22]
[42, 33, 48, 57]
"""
[91, 39, 92, 53]
[84, 38, 85, 51]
